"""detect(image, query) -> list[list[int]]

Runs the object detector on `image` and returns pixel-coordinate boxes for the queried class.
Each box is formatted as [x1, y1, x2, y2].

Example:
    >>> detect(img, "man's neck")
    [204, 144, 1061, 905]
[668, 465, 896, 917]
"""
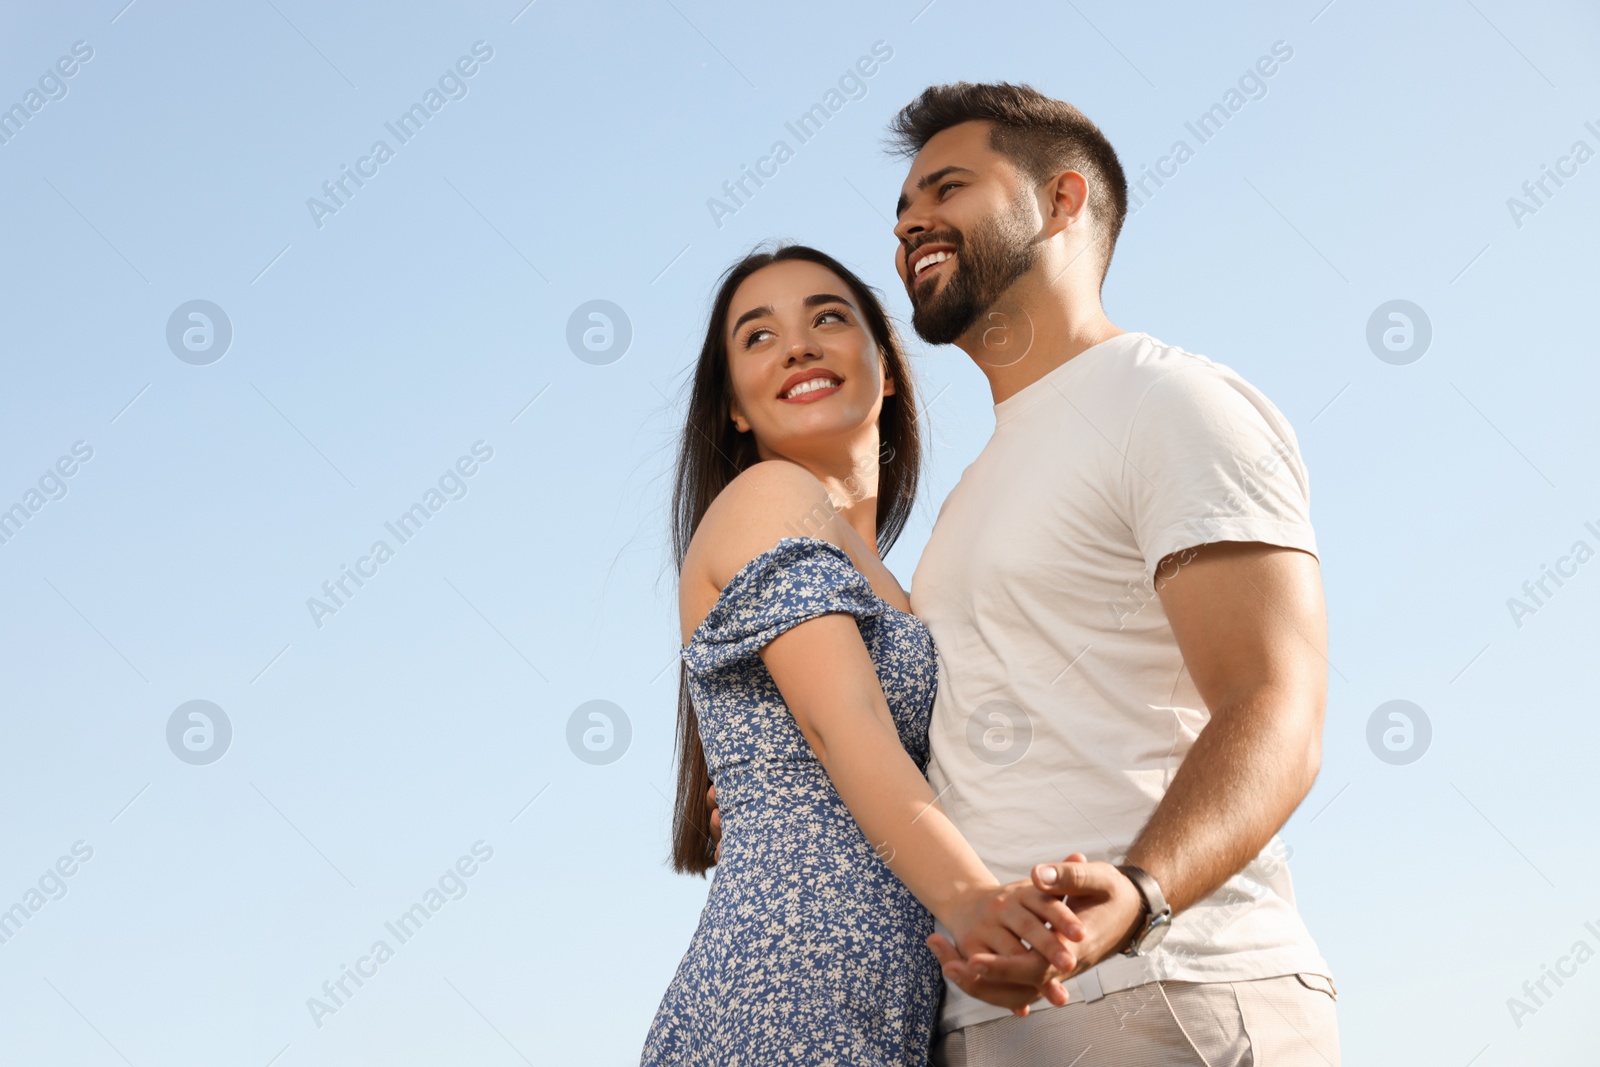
[955, 275, 1125, 407]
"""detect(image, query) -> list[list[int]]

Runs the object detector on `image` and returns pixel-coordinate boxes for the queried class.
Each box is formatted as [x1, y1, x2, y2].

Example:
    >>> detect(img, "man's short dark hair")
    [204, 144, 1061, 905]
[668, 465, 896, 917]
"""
[887, 82, 1129, 287]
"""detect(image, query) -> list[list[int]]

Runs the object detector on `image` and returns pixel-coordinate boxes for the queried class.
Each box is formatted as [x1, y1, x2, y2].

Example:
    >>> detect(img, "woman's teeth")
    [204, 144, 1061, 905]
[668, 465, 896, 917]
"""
[783, 378, 840, 399]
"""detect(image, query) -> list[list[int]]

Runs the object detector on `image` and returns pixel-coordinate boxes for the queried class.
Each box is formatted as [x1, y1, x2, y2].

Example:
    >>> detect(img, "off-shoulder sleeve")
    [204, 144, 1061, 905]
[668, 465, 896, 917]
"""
[681, 537, 886, 676]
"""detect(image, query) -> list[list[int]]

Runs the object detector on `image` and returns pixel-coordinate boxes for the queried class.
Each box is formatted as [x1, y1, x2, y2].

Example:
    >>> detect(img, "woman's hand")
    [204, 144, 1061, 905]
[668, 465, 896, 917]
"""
[927, 931, 1074, 1015]
[707, 783, 721, 865]
[936, 879, 1086, 1014]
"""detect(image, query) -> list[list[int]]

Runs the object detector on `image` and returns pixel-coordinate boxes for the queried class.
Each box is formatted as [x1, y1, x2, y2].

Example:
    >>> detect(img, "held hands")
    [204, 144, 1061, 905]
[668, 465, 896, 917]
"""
[927, 854, 1146, 1014]
[928, 880, 1085, 1016]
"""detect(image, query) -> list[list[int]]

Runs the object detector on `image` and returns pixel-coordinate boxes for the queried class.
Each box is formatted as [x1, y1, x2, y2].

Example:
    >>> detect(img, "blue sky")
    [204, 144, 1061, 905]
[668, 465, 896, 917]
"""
[1, 0, 1597, 1063]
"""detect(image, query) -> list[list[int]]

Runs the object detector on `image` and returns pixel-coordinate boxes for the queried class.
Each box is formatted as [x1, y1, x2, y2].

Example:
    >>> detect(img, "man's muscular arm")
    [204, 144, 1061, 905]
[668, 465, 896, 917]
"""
[1114, 539, 1326, 912]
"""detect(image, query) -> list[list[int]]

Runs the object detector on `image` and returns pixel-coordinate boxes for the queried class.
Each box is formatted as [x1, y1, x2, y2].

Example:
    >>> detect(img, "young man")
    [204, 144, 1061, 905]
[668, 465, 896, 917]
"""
[705, 81, 1340, 1065]
[890, 83, 1340, 1065]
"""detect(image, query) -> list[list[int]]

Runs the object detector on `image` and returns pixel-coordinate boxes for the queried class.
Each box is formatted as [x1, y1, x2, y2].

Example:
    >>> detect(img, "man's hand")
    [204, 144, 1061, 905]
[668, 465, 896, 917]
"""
[933, 854, 1144, 1004]
[1026, 855, 1144, 969]
[707, 784, 721, 865]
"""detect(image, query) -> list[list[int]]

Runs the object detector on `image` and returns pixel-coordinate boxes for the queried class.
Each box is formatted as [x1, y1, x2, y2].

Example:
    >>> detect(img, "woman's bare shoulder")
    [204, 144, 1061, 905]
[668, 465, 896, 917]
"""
[678, 461, 845, 641]
[694, 461, 841, 579]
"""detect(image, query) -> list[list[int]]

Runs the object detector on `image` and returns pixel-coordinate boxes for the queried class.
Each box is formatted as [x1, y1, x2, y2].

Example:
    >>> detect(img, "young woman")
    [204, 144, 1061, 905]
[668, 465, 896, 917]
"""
[642, 245, 1079, 1066]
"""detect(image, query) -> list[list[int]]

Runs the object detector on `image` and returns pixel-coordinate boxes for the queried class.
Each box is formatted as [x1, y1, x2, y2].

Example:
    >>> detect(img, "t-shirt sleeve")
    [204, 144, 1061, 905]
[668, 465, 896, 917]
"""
[681, 537, 885, 676]
[1121, 363, 1318, 577]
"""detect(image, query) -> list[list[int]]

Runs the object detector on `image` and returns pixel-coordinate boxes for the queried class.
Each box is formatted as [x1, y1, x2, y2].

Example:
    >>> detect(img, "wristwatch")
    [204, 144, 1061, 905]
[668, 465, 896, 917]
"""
[1116, 864, 1172, 957]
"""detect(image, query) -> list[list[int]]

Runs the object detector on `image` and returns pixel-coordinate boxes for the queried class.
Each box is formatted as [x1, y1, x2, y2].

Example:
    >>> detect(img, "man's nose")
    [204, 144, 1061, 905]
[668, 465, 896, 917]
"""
[894, 212, 927, 245]
[894, 213, 929, 269]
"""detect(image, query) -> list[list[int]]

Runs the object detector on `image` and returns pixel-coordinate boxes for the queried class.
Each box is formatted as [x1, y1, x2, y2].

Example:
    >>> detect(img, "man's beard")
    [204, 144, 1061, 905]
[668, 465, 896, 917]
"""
[907, 193, 1038, 346]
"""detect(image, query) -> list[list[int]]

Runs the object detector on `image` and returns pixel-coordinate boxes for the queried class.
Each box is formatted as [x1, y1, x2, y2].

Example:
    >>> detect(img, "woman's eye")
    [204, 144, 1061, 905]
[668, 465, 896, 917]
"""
[818, 310, 847, 324]
[743, 327, 771, 347]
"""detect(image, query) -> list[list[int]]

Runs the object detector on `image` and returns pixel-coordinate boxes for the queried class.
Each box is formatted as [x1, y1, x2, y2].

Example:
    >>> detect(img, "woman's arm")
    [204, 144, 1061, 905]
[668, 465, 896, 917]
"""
[759, 610, 1082, 987]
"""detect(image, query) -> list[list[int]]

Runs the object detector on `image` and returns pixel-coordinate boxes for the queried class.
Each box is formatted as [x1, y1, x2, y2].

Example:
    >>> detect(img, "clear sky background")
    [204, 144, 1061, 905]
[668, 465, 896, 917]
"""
[1, 0, 1597, 1063]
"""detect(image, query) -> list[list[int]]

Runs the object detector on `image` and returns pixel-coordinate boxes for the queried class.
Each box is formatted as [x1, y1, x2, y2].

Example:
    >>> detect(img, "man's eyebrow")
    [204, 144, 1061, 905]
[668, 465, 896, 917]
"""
[731, 293, 855, 336]
[894, 165, 977, 218]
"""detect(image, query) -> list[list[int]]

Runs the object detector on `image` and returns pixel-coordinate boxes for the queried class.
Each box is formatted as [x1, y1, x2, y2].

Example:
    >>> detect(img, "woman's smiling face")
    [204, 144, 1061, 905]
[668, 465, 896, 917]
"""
[722, 259, 896, 457]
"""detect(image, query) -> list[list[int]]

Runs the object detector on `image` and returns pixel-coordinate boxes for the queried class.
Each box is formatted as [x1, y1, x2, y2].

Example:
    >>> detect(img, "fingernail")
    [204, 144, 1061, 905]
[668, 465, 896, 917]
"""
[1035, 865, 1057, 885]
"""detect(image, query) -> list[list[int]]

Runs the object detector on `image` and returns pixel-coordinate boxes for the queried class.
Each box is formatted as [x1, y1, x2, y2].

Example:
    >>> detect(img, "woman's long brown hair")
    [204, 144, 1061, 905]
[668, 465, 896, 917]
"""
[668, 244, 924, 874]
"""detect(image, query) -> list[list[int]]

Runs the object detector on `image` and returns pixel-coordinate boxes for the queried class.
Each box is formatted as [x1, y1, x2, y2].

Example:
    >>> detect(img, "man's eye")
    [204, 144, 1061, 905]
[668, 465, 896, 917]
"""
[940, 181, 961, 196]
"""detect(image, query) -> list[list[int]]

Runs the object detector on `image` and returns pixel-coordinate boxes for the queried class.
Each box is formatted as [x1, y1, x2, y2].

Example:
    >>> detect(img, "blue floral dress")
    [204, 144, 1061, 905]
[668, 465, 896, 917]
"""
[642, 537, 943, 1066]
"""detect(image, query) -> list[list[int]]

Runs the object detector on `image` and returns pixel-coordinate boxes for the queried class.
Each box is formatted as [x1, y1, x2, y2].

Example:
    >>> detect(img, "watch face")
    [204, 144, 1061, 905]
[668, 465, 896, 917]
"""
[1140, 916, 1172, 952]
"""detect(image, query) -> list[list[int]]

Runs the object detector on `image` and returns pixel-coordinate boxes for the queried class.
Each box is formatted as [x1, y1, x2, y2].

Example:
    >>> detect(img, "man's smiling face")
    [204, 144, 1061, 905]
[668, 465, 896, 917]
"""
[893, 120, 1042, 346]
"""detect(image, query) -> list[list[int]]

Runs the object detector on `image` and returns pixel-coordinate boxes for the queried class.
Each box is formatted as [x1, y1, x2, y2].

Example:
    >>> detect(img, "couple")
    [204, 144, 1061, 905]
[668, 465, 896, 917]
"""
[643, 82, 1339, 1066]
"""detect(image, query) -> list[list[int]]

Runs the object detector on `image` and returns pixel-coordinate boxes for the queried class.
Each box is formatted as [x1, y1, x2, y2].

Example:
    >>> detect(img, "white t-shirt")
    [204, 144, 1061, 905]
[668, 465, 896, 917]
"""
[911, 331, 1333, 1034]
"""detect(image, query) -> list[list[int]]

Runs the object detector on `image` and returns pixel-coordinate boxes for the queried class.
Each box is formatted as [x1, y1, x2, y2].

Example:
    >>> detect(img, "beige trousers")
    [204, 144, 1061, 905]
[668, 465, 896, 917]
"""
[931, 973, 1340, 1067]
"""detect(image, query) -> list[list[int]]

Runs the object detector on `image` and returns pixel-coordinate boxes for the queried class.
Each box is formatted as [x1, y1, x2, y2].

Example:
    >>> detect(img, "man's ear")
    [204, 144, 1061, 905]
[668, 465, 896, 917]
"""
[1043, 169, 1089, 238]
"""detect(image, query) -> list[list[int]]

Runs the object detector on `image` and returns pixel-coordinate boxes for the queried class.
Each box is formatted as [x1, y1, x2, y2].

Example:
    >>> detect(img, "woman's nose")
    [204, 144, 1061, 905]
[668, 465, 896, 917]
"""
[785, 337, 823, 363]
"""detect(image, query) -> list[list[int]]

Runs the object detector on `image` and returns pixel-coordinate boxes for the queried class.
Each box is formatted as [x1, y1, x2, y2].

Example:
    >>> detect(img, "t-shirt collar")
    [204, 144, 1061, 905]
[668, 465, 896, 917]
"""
[993, 330, 1146, 425]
